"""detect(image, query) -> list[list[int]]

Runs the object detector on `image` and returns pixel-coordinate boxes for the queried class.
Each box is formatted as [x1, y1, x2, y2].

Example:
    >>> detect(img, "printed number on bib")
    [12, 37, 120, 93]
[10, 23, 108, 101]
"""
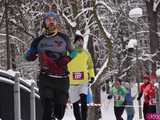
[73, 72, 84, 80]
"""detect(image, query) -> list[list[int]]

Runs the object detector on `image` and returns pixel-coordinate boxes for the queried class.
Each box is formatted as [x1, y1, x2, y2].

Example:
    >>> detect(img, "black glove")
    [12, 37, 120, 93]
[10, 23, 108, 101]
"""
[107, 95, 112, 100]
[89, 77, 94, 84]
[137, 92, 142, 100]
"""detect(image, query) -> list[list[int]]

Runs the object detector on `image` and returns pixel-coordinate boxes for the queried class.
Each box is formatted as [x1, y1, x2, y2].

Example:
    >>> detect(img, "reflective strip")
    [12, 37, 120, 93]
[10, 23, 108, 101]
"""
[48, 74, 68, 78]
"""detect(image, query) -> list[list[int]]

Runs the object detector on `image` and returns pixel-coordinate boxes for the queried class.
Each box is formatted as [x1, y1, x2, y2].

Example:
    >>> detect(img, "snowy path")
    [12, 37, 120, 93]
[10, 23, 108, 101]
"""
[63, 87, 144, 120]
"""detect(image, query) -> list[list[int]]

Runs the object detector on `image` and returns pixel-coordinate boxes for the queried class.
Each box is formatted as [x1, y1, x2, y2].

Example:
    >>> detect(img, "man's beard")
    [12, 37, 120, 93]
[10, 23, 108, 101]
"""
[45, 25, 58, 35]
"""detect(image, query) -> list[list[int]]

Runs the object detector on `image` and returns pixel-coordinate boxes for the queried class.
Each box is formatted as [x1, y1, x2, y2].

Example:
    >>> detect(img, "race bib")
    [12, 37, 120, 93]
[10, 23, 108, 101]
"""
[149, 98, 156, 105]
[114, 95, 122, 100]
[73, 72, 84, 80]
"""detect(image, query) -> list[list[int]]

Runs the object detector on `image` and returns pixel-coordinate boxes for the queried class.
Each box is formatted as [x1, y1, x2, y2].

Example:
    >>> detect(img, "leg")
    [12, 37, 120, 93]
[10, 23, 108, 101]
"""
[148, 105, 156, 113]
[114, 106, 124, 120]
[126, 107, 134, 120]
[127, 114, 134, 120]
[143, 103, 149, 120]
[73, 101, 81, 120]
[54, 104, 66, 120]
[80, 94, 87, 120]
[42, 98, 55, 120]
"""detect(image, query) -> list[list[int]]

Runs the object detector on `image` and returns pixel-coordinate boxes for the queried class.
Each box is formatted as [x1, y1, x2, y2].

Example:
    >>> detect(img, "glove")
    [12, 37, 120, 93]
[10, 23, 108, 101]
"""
[107, 95, 112, 99]
[137, 92, 142, 100]
[89, 77, 94, 84]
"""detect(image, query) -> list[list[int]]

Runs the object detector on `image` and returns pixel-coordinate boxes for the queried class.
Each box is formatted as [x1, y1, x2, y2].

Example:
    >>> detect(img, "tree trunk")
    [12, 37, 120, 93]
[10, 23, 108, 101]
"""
[87, 34, 102, 120]
[145, 0, 159, 72]
[146, 1, 159, 53]
[88, 84, 101, 120]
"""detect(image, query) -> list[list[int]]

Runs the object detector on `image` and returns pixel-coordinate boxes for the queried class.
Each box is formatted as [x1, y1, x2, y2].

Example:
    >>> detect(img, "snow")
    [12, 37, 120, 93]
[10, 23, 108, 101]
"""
[63, 87, 145, 120]
[96, 1, 116, 13]
[92, 58, 109, 85]
[127, 39, 137, 49]
[62, 13, 77, 28]
[0, 69, 37, 87]
[153, 0, 160, 11]
[0, 33, 27, 47]
[83, 29, 90, 50]
[74, 7, 93, 20]
[0, 69, 149, 120]
[129, 7, 143, 18]
[0, 69, 18, 77]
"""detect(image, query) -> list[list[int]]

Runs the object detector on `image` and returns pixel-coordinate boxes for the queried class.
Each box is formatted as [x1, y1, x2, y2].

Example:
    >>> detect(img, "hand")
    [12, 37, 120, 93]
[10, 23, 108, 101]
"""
[89, 77, 94, 84]
[137, 96, 140, 101]
[107, 95, 112, 100]
[137, 92, 142, 100]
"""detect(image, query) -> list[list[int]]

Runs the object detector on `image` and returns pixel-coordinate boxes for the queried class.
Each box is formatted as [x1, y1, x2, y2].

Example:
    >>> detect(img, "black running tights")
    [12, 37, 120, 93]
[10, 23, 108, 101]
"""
[73, 94, 88, 120]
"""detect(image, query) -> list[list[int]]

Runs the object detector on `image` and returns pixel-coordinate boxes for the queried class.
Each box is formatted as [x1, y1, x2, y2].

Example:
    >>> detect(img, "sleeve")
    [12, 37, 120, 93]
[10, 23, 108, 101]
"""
[137, 92, 143, 100]
[60, 33, 77, 59]
[60, 33, 73, 53]
[143, 85, 149, 96]
[69, 49, 78, 59]
[66, 37, 74, 53]
[121, 87, 128, 96]
[57, 33, 74, 65]
[140, 84, 144, 92]
[25, 36, 43, 61]
[87, 51, 95, 78]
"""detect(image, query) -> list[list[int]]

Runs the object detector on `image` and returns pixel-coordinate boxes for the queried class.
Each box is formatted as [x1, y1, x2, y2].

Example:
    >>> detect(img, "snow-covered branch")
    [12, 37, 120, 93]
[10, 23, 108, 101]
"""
[74, 7, 93, 20]
[62, 12, 77, 28]
[96, 1, 117, 14]
[153, 0, 160, 11]
[0, 33, 27, 47]
[94, 58, 109, 82]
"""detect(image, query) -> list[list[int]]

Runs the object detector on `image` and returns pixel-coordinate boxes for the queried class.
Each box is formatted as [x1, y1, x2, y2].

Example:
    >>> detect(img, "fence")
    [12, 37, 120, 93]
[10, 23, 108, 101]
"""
[0, 70, 43, 120]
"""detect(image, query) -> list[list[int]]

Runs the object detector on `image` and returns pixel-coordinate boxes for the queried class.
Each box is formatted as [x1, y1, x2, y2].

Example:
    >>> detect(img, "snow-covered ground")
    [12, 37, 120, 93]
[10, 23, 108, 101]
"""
[0, 69, 145, 120]
[63, 84, 145, 120]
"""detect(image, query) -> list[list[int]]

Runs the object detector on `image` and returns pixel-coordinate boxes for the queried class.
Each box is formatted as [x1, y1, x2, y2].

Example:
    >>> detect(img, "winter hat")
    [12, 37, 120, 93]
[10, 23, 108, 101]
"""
[44, 12, 60, 22]
[43, 12, 60, 28]
[73, 30, 84, 43]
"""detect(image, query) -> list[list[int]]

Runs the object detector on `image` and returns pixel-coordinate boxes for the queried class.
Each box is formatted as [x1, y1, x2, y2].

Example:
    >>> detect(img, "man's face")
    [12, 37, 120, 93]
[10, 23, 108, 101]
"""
[45, 16, 57, 30]
[144, 78, 149, 84]
[74, 39, 83, 49]
[114, 80, 120, 88]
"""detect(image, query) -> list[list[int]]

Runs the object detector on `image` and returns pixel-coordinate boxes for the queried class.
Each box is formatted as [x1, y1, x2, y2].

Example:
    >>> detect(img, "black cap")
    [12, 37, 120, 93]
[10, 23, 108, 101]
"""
[73, 35, 84, 44]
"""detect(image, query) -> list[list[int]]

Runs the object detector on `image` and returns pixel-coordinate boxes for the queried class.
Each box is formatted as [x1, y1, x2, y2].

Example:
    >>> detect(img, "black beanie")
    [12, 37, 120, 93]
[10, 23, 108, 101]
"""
[73, 35, 84, 44]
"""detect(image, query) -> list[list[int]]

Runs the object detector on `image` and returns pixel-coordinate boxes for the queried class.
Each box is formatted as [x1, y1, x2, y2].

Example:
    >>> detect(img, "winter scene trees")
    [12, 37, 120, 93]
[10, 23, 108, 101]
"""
[0, 0, 160, 120]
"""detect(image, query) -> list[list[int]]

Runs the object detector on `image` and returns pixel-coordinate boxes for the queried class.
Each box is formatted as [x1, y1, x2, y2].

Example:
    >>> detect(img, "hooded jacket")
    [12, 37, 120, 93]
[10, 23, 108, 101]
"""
[67, 49, 95, 85]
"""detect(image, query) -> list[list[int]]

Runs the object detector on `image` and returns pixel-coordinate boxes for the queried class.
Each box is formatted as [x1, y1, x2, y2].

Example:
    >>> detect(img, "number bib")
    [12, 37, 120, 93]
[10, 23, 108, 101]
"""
[73, 72, 84, 80]
[114, 95, 124, 101]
